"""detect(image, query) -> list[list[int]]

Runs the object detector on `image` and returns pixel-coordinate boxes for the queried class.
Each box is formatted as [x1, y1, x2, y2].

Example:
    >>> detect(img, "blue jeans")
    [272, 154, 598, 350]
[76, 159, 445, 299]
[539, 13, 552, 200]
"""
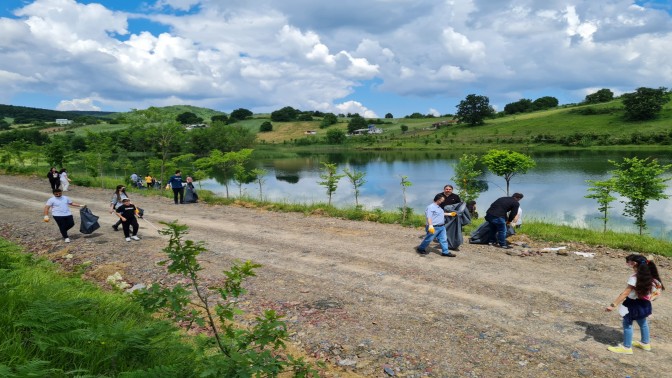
[623, 317, 649, 348]
[485, 215, 507, 246]
[418, 225, 449, 254]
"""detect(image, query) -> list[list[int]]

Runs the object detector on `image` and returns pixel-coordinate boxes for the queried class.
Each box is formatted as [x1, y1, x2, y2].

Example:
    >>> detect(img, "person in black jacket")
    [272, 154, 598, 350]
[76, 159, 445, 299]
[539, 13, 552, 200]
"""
[47, 167, 60, 191]
[484, 193, 523, 249]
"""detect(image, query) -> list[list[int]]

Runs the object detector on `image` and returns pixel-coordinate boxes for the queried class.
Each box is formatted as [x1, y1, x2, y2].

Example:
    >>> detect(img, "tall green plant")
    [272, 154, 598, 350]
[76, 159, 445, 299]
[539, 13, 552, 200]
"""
[399, 175, 413, 223]
[452, 153, 484, 203]
[195, 149, 253, 198]
[610, 157, 671, 235]
[318, 162, 344, 206]
[585, 178, 617, 232]
[251, 168, 268, 201]
[343, 167, 366, 207]
[134, 222, 318, 377]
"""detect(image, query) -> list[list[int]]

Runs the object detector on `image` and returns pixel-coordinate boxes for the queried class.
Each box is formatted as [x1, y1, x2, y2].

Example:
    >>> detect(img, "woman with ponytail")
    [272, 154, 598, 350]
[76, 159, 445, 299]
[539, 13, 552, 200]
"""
[605, 254, 665, 354]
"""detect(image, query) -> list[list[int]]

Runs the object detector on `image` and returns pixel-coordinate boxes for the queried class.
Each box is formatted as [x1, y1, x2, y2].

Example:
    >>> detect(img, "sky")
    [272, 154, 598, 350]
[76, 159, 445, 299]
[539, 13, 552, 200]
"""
[1, 0, 671, 118]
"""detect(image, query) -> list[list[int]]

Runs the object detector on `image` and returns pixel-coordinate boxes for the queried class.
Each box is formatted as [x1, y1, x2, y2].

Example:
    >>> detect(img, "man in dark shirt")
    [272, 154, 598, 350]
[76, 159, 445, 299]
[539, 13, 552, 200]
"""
[436, 185, 461, 209]
[167, 170, 184, 204]
[484, 193, 523, 249]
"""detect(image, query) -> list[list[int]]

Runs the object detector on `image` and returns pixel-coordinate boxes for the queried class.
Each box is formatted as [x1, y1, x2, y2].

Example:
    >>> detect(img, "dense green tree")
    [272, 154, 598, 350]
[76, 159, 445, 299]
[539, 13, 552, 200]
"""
[297, 113, 313, 121]
[385, 113, 393, 119]
[531, 96, 559, 110]
[259, 121, 273, 132]
[400, 125, 408, 134]
[456, 94, 494, 126]
[406, 112, 424, 119]
[622, 87, 669, 121]
[584, 88, 614, 104]
[230, 108, 253, 121]
[211, 114, 228, 123]
[319, 113, 338, 128]
[347, 115, 368, 134]
[481, 149, 536, 195]
[271, 106, 299, 122]
[0, 119, 10, 130]
[611, 157, 671, 235]
[176, 111, 202, 125]
[187, 122, 255, 154]
[504, 99, 532, 114]
[325, 128, 346, 144]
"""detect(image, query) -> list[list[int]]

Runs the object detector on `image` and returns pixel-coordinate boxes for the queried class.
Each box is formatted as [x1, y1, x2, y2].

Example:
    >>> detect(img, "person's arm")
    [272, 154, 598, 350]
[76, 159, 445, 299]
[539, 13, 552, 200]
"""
[43, 205, 50, 221]
[605, 285, 634, 311]
[69, 201, 85, 208]
[506, 202, 520, 224]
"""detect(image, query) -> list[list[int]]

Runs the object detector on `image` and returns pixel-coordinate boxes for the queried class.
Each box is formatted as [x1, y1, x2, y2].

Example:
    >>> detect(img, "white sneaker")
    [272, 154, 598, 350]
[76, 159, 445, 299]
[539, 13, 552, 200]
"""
[131, 236, 140, 241]
[125, 237, 131, 242]
[64, 238, 71, 243]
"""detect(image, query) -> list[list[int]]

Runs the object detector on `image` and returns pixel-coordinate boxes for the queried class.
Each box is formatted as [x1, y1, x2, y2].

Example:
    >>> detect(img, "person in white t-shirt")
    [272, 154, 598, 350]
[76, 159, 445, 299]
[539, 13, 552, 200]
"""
[605, 254, 665, 354]
[513, 207, 522, 229]
[43, 188, 85, 243]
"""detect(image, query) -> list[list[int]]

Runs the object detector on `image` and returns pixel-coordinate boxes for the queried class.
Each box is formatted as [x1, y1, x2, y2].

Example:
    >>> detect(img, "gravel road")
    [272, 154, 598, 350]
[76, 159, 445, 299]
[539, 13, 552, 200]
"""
[1, 174, 670, 377]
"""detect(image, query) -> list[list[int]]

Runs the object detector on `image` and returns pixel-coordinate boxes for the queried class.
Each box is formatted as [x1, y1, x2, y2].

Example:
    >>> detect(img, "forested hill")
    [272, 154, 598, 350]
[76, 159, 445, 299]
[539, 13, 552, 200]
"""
[0, 104, 115, 123]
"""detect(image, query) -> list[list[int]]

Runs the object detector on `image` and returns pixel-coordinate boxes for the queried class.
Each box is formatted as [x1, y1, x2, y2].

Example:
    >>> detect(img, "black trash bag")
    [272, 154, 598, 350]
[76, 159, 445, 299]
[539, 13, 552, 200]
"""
[184, 187, 198, 203]
[137, 207, 144, 218]
[79, 207, 100, 234]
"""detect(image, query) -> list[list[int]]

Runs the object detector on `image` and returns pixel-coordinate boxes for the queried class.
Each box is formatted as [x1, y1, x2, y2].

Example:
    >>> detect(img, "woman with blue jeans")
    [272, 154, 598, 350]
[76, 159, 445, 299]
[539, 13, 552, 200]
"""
[605, 254, 665, 354]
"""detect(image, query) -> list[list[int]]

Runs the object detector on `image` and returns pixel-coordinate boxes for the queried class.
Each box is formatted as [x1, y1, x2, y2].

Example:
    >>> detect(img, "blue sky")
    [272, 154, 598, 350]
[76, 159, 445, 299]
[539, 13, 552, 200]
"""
[1, 0, 672, 117]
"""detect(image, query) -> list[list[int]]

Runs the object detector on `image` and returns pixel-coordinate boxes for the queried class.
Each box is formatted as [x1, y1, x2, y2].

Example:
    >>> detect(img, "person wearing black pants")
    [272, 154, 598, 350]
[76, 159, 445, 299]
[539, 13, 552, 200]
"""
[115, 198, 140, 242]
[43, 188, 85, 243]
[167, 170, 184, 204]
[47, 167, 61, 191]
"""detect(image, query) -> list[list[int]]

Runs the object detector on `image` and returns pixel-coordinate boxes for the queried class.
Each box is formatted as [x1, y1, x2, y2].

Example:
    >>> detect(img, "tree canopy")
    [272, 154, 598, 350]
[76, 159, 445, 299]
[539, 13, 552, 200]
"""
[456, 94, 494, 126]
[584, 88, 614, 104]
[229, 108, 253, 121]
[622, 87, 669, 121]
[481, 149, 536, 195]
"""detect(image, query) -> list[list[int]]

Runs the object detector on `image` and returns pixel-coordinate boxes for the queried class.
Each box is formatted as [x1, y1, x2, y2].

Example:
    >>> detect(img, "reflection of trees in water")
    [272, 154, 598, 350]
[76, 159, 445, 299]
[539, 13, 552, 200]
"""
[275, 174, 299, 184]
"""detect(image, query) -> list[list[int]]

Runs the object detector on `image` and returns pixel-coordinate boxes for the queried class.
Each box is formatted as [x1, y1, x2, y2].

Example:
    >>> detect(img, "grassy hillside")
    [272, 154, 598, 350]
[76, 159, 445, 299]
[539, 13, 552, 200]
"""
[4, 98, 672, 150]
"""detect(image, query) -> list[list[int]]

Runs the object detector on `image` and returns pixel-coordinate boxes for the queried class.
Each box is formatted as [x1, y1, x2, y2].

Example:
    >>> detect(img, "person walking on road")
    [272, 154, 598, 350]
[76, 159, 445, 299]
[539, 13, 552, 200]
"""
[166, 170, 185, 204]
[59, 168, 72, 191]
[47, 167, 60, 191]
[115, 198, 141, 242]
[43, 188, 85, 243]
[416, 194, 456, 257]
[109, 185, 129, 231]
[484, 193, 523, 249]
[605, 254, 665, 354]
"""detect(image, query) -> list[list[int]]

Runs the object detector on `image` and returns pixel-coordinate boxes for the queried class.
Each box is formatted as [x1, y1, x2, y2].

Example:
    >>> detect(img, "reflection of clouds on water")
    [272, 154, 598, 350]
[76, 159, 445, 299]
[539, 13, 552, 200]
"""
[198, 155, 672, 239]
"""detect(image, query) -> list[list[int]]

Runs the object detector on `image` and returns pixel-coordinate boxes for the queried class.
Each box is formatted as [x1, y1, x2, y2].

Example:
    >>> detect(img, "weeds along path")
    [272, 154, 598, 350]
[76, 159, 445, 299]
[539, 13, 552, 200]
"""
[1, 174, 671, 377]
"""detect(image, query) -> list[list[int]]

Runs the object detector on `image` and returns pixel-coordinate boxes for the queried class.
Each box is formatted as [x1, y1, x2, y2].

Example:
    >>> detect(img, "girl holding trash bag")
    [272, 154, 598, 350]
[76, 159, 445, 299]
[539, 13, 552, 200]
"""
[115, 198, 140, 242]
[605, 254, 665, 354]
[109, 185, 129, 231]
[43, 188, 85, 243]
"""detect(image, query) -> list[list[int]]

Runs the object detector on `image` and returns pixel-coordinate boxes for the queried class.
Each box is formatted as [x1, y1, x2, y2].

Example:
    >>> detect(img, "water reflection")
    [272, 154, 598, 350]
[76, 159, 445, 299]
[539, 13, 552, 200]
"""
[198, 150, 672, 239]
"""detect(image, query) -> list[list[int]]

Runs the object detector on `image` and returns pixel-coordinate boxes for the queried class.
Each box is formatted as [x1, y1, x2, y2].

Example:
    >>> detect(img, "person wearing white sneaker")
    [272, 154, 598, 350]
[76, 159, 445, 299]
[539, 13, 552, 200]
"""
[43, 188, 85, 243]
[605, 254, 665, 354]
[115, 198, 141, 242]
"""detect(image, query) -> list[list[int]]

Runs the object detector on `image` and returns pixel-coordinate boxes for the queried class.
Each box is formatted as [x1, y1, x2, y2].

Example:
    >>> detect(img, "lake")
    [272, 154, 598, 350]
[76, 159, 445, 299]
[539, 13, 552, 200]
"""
[197, 150, 672, 239]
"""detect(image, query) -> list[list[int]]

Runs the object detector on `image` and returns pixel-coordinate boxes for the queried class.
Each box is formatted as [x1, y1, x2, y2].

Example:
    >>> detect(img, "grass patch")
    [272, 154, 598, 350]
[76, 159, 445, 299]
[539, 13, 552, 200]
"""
[0, 238, 197, 377]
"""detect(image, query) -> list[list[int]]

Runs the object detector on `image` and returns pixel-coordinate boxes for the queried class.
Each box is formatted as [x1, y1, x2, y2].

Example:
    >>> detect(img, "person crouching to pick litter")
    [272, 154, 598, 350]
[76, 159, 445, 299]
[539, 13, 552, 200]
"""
[115, 198, 140, 242]
[43, 188, 86, 243]
[416, 194, 456, 257]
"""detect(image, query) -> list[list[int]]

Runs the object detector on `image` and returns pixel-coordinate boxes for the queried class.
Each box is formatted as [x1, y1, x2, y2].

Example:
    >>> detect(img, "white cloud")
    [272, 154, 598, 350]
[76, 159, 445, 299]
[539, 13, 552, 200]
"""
[56, 97, 101, 111]
[1, 0, 672, 115]
[334, 100, 378, 118]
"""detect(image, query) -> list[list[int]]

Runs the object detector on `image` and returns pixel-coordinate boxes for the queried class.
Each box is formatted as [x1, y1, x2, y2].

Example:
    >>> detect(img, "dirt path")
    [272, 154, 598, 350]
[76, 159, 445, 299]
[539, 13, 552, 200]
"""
[1, 174, 670, 377]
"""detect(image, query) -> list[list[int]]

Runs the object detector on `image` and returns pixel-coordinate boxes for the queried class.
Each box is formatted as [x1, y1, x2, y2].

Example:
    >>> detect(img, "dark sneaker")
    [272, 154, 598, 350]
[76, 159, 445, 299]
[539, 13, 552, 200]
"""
[112, 225, 119, 231]
[494, 244, 512, 249]
[416, 247, 429, 255]
[441, 253, 457, 257]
